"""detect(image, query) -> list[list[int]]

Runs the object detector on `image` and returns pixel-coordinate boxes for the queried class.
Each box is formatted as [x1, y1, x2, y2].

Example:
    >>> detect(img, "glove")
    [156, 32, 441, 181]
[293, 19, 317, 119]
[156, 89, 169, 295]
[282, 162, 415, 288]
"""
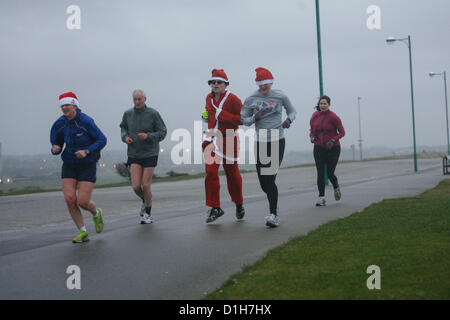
[310, 135, 317, 143]
[201, 109, 209, 121]
[282, 118, 292, 128]
[327, 139, 335, 149]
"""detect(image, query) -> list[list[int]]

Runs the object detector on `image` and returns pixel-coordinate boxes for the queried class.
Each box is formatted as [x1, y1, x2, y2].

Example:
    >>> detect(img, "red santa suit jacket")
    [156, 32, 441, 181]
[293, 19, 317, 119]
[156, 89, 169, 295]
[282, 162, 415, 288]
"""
[203, 90, 242, 162]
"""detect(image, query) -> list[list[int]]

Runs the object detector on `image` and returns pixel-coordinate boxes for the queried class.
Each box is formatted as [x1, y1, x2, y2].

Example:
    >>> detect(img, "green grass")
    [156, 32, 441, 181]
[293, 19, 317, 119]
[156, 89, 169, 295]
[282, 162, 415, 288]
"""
[205, 179, 450, 300]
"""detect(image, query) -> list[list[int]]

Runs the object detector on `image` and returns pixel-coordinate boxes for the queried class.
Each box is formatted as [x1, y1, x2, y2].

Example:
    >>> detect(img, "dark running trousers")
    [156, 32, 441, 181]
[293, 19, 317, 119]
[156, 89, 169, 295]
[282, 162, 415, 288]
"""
[313, 145, 341, 197]
[256, 138, 286, 215]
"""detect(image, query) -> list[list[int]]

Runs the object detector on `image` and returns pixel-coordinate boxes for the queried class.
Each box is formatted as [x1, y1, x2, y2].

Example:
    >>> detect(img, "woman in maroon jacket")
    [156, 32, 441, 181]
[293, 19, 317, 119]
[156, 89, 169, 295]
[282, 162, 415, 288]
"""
[309, 95, 345, 206]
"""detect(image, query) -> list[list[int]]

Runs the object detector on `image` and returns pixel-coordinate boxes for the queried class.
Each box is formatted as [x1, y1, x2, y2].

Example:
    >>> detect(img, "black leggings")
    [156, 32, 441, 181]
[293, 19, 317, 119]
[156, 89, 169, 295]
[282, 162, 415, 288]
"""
[256, 138, 286, 215]
[313, 145, 341, 197]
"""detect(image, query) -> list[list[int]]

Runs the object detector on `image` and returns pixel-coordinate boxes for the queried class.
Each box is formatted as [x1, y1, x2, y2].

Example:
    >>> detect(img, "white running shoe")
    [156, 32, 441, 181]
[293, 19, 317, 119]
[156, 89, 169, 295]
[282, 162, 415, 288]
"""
[265, 214, 279, 228]
[316, 197, 326, 207]
[140, 202, 146, 217]
[140, 213, 153, 224]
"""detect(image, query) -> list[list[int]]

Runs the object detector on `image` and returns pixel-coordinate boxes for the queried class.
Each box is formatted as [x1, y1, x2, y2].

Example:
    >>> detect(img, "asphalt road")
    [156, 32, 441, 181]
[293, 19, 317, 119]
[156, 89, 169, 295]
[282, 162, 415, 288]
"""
[0, 158, 446, 299]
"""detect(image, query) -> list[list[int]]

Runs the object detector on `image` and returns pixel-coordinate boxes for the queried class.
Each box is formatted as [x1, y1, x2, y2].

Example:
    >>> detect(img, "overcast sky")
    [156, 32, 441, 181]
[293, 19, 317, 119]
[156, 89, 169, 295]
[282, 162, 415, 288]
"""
[0, 0, 449, 156]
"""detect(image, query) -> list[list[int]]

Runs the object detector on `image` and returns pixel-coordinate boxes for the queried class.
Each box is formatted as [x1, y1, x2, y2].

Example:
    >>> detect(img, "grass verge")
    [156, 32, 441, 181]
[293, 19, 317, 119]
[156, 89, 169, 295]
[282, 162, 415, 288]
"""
[205, 179, 450, 300]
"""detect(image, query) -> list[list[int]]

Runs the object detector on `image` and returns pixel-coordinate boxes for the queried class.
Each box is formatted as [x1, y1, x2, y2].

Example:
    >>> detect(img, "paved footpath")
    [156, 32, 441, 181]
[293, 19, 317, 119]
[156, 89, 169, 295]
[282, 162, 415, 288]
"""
[0, 158, 446, 299]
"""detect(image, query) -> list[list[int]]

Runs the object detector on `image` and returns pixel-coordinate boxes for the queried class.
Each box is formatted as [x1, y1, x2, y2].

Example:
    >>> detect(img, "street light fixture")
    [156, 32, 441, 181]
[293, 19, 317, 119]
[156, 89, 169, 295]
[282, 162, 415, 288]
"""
[386, 35, 418, 172]
[429, 71, 449, 154]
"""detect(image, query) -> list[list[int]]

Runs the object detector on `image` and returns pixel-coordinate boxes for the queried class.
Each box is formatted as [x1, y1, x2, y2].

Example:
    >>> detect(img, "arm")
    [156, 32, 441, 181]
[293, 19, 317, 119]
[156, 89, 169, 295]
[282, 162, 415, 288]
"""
[332, 115, 346, 141]
[217, 109, 241, 126]
[119, 112, 129, 143]
[146, 111, 167, 142]
[309, 114, 317, 142]
[282, 93, 297, 123]
[50, 121, 64, 155]
[240, 97, 256, 127]
[86, 118, 107, 153]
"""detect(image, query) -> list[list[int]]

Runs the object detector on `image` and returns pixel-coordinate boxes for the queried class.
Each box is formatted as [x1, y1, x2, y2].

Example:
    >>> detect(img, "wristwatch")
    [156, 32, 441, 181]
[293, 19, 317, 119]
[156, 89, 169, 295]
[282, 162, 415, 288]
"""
[85, 149, 91, 155]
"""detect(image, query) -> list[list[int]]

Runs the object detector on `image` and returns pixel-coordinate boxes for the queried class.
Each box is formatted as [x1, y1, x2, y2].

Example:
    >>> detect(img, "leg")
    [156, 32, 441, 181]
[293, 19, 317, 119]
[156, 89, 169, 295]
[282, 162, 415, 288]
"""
[205, 161, 221, 208]
[325, 146, 341, 189]
[77, 181, 97, 215]
[313, 145, 326, 197]
[223, 162, 243, 206]
[130, 164, 145, 200]
[141, 167, 155, 207]
[62, 178, 85, 229]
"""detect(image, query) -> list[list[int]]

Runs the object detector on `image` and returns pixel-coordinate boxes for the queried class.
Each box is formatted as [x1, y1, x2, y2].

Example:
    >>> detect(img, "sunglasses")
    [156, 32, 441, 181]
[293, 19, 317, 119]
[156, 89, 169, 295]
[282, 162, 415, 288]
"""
[208, 80, 227, 85]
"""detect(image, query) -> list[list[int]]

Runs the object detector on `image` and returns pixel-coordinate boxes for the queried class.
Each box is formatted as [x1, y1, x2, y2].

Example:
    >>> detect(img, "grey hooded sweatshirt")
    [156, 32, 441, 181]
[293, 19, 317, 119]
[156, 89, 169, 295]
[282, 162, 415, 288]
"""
[241, 89, 297, 142]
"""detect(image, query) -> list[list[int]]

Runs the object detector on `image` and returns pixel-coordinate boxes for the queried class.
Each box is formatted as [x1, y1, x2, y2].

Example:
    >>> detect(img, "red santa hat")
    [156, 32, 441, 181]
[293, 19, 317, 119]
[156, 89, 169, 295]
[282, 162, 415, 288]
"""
[59, 92, 79, 107]
[209, 69, 229, 84]
[255, 67, 274, 85]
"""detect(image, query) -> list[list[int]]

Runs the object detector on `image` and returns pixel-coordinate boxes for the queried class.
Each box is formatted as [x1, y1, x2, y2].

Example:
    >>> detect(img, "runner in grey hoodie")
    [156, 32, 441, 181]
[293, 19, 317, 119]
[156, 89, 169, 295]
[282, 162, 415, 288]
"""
[241, 68, 297, 227]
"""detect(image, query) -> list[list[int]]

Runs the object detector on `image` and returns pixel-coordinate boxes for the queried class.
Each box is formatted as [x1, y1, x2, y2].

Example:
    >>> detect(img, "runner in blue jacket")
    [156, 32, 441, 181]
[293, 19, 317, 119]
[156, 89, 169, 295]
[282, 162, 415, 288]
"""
[50, 92, 107, 243]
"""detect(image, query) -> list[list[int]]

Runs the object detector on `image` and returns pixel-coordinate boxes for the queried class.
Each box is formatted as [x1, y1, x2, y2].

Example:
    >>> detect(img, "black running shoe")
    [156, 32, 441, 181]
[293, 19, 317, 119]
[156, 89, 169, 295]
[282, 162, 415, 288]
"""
[236, 204, 245, 220]
[206, 207, 224, 223]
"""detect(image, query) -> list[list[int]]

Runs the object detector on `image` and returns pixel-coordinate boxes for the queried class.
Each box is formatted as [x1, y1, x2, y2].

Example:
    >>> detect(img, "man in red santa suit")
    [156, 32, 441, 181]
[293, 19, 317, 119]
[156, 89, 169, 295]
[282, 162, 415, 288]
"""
[201, 69, 245, 223]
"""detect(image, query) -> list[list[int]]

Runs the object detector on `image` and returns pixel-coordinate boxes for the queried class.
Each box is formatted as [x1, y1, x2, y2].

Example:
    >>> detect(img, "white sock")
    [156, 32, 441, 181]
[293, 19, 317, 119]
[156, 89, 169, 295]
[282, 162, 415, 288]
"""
[80, 226, 87, 232]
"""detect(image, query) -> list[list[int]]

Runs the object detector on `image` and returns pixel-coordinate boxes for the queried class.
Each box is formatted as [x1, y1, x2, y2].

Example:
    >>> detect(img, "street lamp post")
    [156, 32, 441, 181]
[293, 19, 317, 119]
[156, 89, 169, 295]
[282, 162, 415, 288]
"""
[315, 0, 328, 185]
[386, 35, 418, 172]
[429, 71, 449, 155]
[315, 0, 324, 96]
[357, 97, 363, 161]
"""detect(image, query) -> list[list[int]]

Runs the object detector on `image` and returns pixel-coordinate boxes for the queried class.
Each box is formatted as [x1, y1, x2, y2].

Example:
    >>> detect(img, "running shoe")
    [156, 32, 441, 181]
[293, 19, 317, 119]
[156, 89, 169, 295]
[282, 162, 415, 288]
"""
[316, 197, 326, 207]
[265, 214, 279, 228]
[206, 208, 224, 223]
[140, 213, 153, 224]
[334, 187, 341, 201]
[72, 230, 89, 243]
[92, 208, 104, 233]
[140, 202, 146, 217]
[236, 204, 245, 220]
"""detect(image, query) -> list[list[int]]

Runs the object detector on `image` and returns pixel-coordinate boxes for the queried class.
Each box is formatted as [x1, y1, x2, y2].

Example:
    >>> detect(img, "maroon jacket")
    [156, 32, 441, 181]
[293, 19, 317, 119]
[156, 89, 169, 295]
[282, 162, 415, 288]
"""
[310, 110, 345, 148]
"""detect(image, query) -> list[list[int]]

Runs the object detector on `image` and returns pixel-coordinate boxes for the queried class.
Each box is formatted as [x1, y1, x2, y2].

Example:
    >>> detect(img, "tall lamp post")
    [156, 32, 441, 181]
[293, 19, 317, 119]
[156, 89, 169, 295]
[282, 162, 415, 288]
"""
[315, 0, 328, 185]
[429, 71, 449, 155]
[357, 97, 363, 160]
[386, 35, 418, 172]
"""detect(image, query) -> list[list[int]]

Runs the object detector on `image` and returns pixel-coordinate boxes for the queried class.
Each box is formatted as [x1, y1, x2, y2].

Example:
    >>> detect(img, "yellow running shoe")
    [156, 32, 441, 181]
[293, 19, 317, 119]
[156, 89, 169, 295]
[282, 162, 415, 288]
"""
[72, 230, 89, 243]
[93, 208, 104, 233]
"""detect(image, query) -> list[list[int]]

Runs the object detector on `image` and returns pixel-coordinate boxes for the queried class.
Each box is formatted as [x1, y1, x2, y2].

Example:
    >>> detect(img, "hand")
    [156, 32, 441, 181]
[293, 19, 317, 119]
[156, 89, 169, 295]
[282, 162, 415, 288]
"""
[74, 150, 87, 159]
[52, 145, 61, 154]
[327, 139, 335, 149]
[310, 136, 317, 143]
[282, 118, 292, 128]
[137, 133, 148, 140]
[201, 109, 209, 120]
[125, 136, 134, 145]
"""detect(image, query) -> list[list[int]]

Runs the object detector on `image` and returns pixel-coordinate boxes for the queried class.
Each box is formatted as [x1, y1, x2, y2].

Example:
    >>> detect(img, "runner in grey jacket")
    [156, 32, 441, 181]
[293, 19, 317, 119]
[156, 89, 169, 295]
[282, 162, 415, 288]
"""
[241, 68, 297, 227]
[120, 105, 167, 159]
[120, 89, 167, 224]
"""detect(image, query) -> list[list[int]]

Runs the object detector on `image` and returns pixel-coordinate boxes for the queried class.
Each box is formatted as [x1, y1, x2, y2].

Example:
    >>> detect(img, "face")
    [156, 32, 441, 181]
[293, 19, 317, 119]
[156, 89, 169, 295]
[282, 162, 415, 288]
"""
[319, 99, 330, 112]
[61, 104, 77, 119]
[258, 83, 272, 95]
[133, 93, 147, 109]
[210, 80, 227, 95]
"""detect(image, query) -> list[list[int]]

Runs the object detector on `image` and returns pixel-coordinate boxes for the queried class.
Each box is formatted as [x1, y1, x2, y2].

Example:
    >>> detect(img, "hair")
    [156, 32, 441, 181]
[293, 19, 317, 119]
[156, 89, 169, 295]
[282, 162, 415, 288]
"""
[315, 95, 331, 111]
[132, 89, 146, 98]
